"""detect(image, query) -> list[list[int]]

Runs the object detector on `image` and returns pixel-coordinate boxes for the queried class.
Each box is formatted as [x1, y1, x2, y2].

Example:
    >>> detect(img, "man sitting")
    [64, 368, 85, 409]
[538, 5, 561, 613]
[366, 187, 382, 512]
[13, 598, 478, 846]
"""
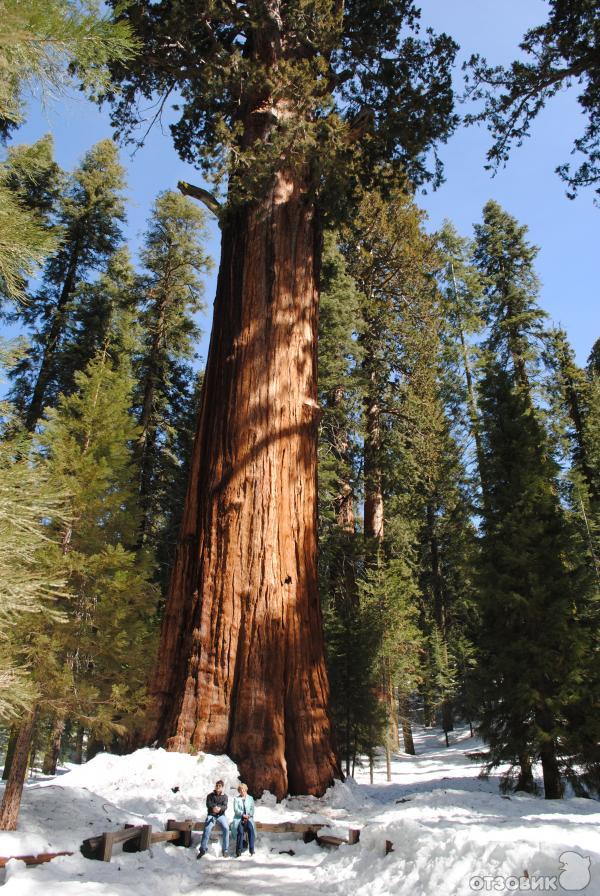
[197, 780, 229, 858]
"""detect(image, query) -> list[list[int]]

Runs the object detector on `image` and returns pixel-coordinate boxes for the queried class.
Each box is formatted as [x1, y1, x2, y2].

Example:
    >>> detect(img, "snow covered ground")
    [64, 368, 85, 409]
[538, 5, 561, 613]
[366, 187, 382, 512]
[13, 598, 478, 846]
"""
[0, 725, 599, 895]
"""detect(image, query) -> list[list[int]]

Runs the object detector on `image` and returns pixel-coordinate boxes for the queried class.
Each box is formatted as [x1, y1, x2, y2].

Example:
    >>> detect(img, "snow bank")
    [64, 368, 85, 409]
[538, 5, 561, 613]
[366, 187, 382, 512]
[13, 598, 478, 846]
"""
[55, 747, 239, 825]
[0, 726, 598, 895]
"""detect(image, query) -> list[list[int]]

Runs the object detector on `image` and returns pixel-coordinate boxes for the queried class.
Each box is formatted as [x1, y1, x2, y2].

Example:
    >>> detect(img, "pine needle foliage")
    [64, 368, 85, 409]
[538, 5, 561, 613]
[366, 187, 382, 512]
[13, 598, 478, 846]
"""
[37, 345, 157, 741]
[0, 0, 136, 138]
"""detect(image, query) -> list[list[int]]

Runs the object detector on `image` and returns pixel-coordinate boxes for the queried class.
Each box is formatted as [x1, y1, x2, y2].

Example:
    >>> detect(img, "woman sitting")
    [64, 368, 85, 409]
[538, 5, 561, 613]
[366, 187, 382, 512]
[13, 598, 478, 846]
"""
[232, 782, 256, 857]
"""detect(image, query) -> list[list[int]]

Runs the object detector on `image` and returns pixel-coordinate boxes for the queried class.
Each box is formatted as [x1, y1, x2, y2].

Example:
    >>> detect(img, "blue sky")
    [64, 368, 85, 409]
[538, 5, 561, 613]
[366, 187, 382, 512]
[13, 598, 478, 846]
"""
[6, 0, 599, 366]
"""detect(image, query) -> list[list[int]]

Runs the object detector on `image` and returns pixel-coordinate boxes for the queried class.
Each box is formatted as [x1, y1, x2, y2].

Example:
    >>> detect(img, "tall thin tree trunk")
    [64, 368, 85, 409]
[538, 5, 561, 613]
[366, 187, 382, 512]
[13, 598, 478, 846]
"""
[147, 167, 339, 799]
[399, 693, 415, 755]
[364, 384, 384, 544]
[74, 725, 85, 764]
[42, 716, 65, 776]
[0, 711, 36, 830]
[26, 242, 80, 430]
[136, 303, 166, 543]
[426, 500, 454, 733]
[516, 752, 535, 793]
[2, 725, 18, 781]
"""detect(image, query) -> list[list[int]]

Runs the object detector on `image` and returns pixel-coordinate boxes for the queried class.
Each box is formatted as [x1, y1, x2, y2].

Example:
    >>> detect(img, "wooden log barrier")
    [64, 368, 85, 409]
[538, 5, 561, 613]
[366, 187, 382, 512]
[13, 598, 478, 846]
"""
[80, 818, 361, 863]
[0, 851, 73, 868]
[81, 825, 150, 862]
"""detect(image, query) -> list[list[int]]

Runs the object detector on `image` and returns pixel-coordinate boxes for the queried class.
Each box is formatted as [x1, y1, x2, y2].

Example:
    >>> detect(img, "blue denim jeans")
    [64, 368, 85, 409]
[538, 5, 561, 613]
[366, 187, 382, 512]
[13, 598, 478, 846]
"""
[236, 819, 256, 853]
[201, 814, 230, 852]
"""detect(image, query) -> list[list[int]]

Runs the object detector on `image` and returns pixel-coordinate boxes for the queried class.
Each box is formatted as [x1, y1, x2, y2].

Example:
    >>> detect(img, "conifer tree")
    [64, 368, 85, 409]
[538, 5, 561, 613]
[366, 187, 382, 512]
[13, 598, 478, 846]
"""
[0, 351, 67, 828]
[106, 0, 459, 797]
[340, 187, 446, 754]
[59, 247, 139, 384]
[133, 190, 211, 550]
[10, 139, 127, 429]
[436, 223, 487, 497]
[37, 344, 157, 759]
[0, 1, 134, 309]
[0, 137, 61, 303]
[0, 337, 157, 827]
[0, 426, 67, 723]
[317, 235, 365, 774]
[473, 202, 597, 799]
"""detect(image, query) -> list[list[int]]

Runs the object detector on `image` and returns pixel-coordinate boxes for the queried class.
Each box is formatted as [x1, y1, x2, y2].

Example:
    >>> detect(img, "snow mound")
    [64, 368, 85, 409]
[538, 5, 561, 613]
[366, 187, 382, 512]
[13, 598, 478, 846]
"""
[323, 777, 374, 810]
[54, 747, 241, 824]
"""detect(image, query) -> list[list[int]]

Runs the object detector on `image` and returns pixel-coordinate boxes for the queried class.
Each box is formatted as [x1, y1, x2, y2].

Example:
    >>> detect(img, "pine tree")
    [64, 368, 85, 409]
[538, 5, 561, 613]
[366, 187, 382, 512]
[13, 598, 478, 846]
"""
[37, 345, 157, 753]
[437, 222, 487, 498]
[0, 426, 67, 722]
[0, 0, 134, 312]
[317, 234, 365, 775]
[10, 139, 127, 429]
[106, 0, 459, 797]
[0, 136, 61, 303]
[473, 202, 597, 799]
[340, 187, 447, 754]
[60, 247, 139, 384]
[543, 329, 600, 582]
[133, 190, 211, 551]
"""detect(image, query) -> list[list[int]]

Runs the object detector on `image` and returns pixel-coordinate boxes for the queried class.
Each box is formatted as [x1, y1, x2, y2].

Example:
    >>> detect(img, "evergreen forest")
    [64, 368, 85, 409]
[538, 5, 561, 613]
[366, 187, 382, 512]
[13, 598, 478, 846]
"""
[0, 0, 598, 837]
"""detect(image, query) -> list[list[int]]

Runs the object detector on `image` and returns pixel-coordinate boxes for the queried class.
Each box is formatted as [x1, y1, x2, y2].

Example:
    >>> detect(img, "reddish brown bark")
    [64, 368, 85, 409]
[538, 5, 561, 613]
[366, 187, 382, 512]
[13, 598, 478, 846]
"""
[0, 710, 36, 830]
[148, 167, 340, 799]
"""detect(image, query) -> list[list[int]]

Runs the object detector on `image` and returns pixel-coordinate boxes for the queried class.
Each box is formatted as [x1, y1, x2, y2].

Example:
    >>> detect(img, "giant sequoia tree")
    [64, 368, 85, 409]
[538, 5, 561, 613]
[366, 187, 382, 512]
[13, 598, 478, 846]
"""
[106, 0, 458, 797]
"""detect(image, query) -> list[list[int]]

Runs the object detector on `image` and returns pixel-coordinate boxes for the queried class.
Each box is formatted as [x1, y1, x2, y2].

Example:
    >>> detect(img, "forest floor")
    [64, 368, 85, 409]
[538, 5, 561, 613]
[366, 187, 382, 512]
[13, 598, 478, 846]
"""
[0, 725, 599, 895]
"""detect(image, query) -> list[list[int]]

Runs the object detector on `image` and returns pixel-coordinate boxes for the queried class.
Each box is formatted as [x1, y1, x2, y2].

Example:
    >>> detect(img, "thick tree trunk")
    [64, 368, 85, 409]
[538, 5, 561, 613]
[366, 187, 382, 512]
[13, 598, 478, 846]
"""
[147, 168, 339, 799]
[0, 711, 36, 830]
[42, 716, 65, 776]
[540, 741, 563, 799]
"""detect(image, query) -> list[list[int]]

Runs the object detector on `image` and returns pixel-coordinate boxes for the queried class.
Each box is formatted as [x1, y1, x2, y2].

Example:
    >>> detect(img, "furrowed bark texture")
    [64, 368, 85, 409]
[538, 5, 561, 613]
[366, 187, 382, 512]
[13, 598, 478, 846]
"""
[149, 169, 339, 799]
[0, 711, 35, 830]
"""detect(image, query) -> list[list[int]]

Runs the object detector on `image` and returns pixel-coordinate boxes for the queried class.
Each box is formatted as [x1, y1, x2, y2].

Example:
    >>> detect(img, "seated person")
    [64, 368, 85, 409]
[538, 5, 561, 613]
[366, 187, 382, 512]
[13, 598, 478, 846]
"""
[197, 779, 229, 858]
[232, 782, 256, 857]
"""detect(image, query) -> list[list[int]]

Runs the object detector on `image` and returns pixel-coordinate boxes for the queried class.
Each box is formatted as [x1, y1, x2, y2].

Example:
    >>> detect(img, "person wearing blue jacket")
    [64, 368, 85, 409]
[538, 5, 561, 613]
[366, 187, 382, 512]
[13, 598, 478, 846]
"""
[232, 782, 256, 857]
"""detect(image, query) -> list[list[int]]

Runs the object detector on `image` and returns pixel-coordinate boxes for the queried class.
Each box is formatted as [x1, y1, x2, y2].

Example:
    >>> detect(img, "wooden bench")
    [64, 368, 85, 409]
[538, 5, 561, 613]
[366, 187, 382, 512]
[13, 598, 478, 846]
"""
[80, 818, 361, 862]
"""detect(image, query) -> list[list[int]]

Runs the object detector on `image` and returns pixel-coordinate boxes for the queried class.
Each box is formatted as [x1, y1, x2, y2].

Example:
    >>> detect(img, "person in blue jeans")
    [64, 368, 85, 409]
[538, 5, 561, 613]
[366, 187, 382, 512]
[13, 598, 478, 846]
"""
[232, 783, 256, 857]
[197, 780, 229, 858]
